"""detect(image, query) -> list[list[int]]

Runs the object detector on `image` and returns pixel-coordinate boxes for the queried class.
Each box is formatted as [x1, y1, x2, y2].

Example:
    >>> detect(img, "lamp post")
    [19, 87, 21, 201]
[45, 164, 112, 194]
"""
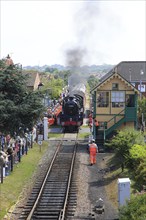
[44, 94, 49, 107]
[139, 70, 145, 132]
[140, 70, 144, 99]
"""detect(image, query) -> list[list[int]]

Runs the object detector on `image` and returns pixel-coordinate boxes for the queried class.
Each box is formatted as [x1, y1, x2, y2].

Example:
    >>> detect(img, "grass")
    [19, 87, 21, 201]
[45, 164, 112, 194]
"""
[78, 132, 90, 139]
[102, 154, 137, 209]
[104, 167, 134, 208]
[48, 133, 63, 138]
[0, 141, 49, 219]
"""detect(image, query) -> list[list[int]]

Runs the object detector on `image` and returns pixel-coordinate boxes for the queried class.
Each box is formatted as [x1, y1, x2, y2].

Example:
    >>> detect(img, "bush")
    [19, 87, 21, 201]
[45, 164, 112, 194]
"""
[105, 128, 145, 172]
[119, 193, 146, 220]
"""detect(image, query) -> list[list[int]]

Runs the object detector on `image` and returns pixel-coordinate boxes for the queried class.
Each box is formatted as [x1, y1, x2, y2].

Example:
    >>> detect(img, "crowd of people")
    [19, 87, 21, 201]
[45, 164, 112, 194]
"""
[0, 131, 35, 183]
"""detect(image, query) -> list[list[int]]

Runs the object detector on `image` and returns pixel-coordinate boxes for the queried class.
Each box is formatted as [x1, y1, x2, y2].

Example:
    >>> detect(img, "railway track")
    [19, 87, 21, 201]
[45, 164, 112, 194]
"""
[19, 133, 78, 220]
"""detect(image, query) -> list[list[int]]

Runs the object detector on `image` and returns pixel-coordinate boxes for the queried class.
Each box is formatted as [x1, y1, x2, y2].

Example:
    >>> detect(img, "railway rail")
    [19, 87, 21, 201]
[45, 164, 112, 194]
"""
[19, 133, 78, 220]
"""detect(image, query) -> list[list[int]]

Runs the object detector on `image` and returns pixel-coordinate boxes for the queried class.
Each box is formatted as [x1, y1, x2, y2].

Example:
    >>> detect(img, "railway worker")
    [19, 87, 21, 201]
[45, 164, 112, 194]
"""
[89, 139, 98, 166]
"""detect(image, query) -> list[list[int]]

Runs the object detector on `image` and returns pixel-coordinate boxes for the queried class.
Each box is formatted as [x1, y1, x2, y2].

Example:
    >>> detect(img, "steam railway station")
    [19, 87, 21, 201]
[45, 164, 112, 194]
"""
[0, 56, 146, 220]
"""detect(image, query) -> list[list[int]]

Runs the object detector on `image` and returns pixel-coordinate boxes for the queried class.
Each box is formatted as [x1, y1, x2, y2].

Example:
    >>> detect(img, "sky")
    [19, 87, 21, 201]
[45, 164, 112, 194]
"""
[1, 0, 146, 67]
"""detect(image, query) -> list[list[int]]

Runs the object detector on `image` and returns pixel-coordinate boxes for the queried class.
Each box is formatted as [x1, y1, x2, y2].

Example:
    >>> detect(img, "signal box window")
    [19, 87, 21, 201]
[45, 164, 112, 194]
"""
[97, 92, 109, 107]
[112, 83, 119, 90]
[111, 91, 125, 107]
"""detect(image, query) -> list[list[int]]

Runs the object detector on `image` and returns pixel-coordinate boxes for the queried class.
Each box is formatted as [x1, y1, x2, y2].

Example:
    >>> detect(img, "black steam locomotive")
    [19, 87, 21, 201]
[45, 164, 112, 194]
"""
[60, 83, 86, 132]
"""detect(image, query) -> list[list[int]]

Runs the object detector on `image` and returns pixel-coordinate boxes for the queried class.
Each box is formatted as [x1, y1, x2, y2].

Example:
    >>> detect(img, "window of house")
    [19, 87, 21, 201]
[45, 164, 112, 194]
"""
[111, 91, 125, 107]
[97, 92, 109, 107]
[112, 83, 119, 90]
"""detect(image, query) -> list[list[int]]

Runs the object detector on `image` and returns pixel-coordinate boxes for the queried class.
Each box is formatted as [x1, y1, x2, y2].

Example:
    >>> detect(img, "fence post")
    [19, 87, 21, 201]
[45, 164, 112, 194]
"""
[44, 117, 48, 140]
[10, 155, 13, 172]
[25, 136, 28, 155]
[30, 133, 33, 148]
[22, 143, 25, 155]
[0, 156, 5, 183]
[18, 147, 21, 162]
[0, 165, 3, 183]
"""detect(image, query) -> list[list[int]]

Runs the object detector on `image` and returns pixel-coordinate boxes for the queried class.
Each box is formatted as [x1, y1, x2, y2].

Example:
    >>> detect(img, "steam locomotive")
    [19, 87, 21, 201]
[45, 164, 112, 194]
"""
[60, 83, 86, 132]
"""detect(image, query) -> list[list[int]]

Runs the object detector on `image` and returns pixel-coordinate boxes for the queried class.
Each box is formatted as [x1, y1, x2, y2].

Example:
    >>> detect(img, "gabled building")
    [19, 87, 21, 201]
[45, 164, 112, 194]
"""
[23, 72, 41, 91]
[91, 70, 140, 151]
[4, 55, 41, 91]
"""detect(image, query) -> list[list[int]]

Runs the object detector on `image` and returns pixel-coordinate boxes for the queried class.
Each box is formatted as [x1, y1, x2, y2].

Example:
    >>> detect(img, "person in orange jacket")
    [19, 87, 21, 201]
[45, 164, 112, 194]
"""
[89, 139, 98, 166]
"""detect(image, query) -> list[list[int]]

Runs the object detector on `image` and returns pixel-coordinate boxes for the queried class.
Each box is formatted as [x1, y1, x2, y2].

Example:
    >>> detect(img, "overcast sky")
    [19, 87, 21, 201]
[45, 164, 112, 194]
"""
[1, 0, 146, 67]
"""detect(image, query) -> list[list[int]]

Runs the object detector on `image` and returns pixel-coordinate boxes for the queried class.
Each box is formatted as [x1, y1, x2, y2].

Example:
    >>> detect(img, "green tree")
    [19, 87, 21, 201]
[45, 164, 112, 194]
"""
[135, 160, 146, 190]
[41, 77, 63, 99]
[0, 59, 45, 137]
[130, 144, 146, 190]
[57, 70, 71, 88]
[45, 67, 58, 73]
[138, 97, 146, 129]
[87, 75, 99, 89]
[119, 194, 146, 220]
[106, 128, 145, 171]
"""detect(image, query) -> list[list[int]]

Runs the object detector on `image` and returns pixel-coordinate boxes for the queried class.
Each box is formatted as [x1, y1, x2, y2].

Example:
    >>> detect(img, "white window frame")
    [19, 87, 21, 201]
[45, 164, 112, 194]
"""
[111, 91, 125, 107]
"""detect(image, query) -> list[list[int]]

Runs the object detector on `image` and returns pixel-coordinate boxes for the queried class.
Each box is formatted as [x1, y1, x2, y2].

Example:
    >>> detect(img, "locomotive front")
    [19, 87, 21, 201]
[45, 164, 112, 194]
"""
[60, 83, 86, 132]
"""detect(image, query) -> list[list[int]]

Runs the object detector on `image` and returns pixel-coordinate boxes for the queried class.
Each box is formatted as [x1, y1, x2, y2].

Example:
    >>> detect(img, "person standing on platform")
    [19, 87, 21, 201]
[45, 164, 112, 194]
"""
[94, 118, 99, 135]
[89, 139, 98, 166]
[88, 113, 93, 132]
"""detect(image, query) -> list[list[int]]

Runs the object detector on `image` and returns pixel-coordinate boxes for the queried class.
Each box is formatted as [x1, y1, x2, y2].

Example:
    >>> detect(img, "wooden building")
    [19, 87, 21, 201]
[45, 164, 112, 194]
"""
[91, 70, 140, 151]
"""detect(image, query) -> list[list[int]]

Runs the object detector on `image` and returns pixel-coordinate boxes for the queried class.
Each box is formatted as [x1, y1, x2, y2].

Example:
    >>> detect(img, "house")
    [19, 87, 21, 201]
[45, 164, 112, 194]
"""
[4, 55, 41, 91]
[90, 69, 140, 151]
[100, 61, 146, 98]
[23, 72, 41, 91]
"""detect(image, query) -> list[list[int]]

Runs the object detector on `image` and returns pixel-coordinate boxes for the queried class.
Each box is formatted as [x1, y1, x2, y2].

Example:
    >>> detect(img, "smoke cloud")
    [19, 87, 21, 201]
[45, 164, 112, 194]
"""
[64, 1, 101, 67]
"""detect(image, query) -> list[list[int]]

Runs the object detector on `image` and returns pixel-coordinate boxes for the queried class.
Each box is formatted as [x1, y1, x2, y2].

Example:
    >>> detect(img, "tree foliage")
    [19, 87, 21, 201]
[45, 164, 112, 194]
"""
[87, 75, 99, 89]
[134, 160, 146, 190]
[106, 128, 145, 171]
[40, 69, 71, 99]
[45, 67, 58, 73]
[119, 194, 146, 220]
[41, 77, 63, 99]
[138, 97, 146, 126]
[106, 128, 146, 190]
[0, 60, 45, 136]
[130, 144, 146, 189]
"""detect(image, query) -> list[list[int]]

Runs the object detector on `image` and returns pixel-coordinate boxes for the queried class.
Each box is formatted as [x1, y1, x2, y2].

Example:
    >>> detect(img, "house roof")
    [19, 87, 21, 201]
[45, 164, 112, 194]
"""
[99, 61, 146, 83]
[91, 71, 140, 94]
[22, 72, 40, 87]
